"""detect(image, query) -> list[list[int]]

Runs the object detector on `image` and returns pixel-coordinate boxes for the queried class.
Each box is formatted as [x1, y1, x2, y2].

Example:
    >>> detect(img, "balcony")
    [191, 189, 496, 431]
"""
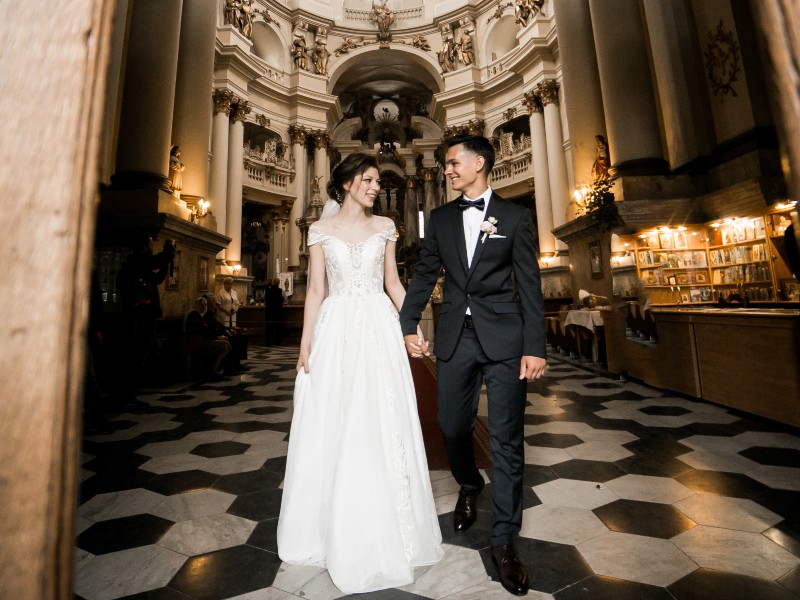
[242, 145, 295, 199]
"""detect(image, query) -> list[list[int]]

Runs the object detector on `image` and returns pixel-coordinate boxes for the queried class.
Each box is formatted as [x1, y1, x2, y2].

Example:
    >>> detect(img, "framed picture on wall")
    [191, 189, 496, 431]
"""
[278, 272, 294, 297]
[198, 256, 209, 291]
[781, 278, 800, 301]
[166, 250, 180, 290]
[589, 241, 603, 279]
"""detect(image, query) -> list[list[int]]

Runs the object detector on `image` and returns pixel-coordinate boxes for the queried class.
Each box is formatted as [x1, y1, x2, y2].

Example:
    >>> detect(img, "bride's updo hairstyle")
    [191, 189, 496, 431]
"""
[326, 152, 379, 205]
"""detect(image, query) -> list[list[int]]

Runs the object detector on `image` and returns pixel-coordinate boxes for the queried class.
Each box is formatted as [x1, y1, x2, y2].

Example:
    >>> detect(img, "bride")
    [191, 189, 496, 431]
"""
[277, 153, 443, 594]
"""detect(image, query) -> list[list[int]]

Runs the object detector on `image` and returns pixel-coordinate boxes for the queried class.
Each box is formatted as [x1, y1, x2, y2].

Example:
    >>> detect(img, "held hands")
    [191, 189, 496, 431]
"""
[403, 326, 430, 358]
[519, 356, 546, 381]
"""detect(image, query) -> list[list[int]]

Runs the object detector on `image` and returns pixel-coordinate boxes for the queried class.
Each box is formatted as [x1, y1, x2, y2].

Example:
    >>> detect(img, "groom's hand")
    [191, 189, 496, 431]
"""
[404, 333, 430, 358]
[520, 356, 546, 381]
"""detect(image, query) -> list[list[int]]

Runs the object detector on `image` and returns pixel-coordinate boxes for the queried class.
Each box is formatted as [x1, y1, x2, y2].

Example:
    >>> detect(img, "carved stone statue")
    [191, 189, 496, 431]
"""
[292, 36, 308, 71]
[224, 0, 254, 38]
[169, 145, 185, 199]
[312, 41, 330, 76]
[456, 30, 474, 66]
[369, 1, 396, 42]
[514, 0, 544, 27]
[438, 35, 455, 73]
[412, 34, 431, 52]
[591, 134, 610, 182]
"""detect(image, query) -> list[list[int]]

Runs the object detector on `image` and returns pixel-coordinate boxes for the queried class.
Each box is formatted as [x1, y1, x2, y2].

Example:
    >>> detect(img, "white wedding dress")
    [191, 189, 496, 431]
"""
[277, 221, 443, 594]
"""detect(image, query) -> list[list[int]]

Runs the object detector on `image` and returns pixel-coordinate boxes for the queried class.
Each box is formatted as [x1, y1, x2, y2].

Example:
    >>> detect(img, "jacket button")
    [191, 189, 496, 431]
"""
[467, 294, 471, 299]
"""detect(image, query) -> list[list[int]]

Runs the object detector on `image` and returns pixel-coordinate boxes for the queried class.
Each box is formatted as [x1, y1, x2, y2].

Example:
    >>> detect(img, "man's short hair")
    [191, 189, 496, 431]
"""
[446, 134, 495, 175]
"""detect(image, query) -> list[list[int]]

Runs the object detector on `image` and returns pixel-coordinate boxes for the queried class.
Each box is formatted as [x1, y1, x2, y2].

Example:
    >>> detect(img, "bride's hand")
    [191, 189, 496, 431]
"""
[297, 348, 310, 374]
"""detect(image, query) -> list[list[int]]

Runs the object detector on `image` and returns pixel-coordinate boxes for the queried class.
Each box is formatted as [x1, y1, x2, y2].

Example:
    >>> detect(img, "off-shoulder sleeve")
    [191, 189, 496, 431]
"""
[308, 225, 324, 246]
[381, 222, 397, 243]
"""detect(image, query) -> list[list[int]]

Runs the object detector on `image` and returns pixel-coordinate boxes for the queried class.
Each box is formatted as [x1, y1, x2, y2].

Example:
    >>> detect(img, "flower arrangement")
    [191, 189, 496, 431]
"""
[480, 216, 498, 242]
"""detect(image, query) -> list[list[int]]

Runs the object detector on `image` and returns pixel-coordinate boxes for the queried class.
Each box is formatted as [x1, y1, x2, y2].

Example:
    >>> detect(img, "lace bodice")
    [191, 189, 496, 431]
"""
[308, 223, 396, 297]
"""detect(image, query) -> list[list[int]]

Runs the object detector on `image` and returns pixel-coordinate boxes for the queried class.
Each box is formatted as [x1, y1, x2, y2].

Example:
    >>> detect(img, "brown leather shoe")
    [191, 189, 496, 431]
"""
[491, 544, 529, 596]
[453, 484, 483, 532]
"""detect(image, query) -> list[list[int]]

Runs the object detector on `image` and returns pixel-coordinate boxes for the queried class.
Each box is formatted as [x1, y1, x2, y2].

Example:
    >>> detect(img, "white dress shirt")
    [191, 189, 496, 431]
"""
[461, 187, 492, 267]
[461, 187, 492, 317]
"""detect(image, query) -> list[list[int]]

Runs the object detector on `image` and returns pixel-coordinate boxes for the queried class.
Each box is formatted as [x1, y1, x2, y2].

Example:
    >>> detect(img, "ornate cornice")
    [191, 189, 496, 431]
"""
[443, 118, 485, 140]
[212, 89, 235, 116]
[537, 79, 560, 107]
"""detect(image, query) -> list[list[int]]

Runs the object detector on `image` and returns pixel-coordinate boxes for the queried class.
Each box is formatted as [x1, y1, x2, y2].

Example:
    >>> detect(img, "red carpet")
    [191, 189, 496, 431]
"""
[409, 356, 492, 471]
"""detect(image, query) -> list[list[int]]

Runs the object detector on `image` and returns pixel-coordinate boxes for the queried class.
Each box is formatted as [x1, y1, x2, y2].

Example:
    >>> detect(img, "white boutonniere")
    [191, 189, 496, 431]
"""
[480, 216, 498, 243]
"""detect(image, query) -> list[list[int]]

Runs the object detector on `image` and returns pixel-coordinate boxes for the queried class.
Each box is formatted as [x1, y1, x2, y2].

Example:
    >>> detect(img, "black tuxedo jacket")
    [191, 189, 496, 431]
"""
[400, 193, 546, 362]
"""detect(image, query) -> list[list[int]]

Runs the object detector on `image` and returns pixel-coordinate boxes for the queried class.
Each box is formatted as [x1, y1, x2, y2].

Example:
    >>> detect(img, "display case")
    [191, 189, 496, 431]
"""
[707, 216, 774, 301]
[634, 228, 712, 305]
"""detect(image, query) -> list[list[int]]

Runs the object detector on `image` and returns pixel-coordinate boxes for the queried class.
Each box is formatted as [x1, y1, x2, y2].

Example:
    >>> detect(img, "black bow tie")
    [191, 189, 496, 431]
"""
[458, 197, 485, 210]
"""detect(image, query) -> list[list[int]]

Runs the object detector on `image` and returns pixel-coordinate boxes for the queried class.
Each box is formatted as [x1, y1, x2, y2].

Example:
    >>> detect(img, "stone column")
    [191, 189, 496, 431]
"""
[404, 176, 420, 245]
[289, 125, 309, 268]
[171, 0, 217, 202]
[538, 80, 570, 242]
[552, 0, 606, 187]
[642, 0, 712, 169]
[113, 0, 184, 187]
[422, 168, 437, 225]
[523, 91, 556, 256]
[225, 98, 249, 264]
[312, 130, 330, 198]
[589, 0, 666, 175]
[209, 89, 234, 235]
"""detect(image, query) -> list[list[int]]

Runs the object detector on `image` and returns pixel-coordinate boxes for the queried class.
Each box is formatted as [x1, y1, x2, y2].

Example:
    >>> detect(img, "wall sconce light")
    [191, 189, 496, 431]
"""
[539, 251, 556, 267]
[231, 264, 242, 275]
[198, 199, 210, 216]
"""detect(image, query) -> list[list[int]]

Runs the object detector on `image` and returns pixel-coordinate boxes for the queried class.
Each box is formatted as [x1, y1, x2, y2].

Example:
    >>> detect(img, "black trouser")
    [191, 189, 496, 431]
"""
[436, 326, 527, 546]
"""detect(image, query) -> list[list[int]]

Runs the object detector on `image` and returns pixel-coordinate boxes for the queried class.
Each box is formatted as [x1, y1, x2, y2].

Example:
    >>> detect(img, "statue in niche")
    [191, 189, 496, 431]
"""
[238, 0, 253, 37]
[591, 134, 610, 183]
[224, 0, 254, 38]
[369, 1, 396, 43]
[291, 36, 308, 71]
[312, 41, 330, 76]
[169, 145, 185, 199]
[224, 0, 240, 29]
[438, 34, 455, 73]
[456, 29, 474, 66]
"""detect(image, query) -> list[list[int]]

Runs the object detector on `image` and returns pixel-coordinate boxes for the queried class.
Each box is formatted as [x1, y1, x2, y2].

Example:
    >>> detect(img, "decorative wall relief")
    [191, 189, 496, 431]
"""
[703, 20, 741, 100]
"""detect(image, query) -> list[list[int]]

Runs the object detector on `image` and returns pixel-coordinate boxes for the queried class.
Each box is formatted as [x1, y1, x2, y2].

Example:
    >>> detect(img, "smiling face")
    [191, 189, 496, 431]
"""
[343, 166, 381, 209]
[445, 144, 487, 199]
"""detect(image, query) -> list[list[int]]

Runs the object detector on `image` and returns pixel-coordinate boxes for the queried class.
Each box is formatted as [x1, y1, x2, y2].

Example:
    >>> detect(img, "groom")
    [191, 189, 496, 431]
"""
[400, 134, 546, 596]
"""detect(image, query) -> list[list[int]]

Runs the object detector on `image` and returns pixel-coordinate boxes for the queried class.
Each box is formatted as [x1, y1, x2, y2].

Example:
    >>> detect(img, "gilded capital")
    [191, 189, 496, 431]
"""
[422, 168, 436, 182]
[405, 176, 417, 189]
[213, 89, 235, 116]
[255, 114, 270, 128]
[537, 79, 560, 106]
[289, 125, 309, 145]
[312, 130, 331, 150]
[522, 90, 542, 113]
[231, 99, 251, 123]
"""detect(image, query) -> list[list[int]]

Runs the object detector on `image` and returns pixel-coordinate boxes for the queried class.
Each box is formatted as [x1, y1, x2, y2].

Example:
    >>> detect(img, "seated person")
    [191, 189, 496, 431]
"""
[185, 296, 231, 380]
[204, 294, 249, 373]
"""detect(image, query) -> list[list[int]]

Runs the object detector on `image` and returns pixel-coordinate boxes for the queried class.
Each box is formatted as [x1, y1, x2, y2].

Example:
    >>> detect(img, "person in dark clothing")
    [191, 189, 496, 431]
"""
[186, 296, 231, 380]
[114, 234, 175, 403]
[264, 277, 284, 345]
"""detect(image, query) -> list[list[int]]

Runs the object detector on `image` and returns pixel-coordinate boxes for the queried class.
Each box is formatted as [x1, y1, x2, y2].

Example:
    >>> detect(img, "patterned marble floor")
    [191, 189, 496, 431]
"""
[74, 344, 800, 600]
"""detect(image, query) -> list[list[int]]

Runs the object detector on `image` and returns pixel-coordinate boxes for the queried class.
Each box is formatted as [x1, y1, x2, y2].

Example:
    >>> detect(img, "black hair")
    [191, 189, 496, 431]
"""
[326, 152, 380, 204]
[446, 134, 495, 175]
